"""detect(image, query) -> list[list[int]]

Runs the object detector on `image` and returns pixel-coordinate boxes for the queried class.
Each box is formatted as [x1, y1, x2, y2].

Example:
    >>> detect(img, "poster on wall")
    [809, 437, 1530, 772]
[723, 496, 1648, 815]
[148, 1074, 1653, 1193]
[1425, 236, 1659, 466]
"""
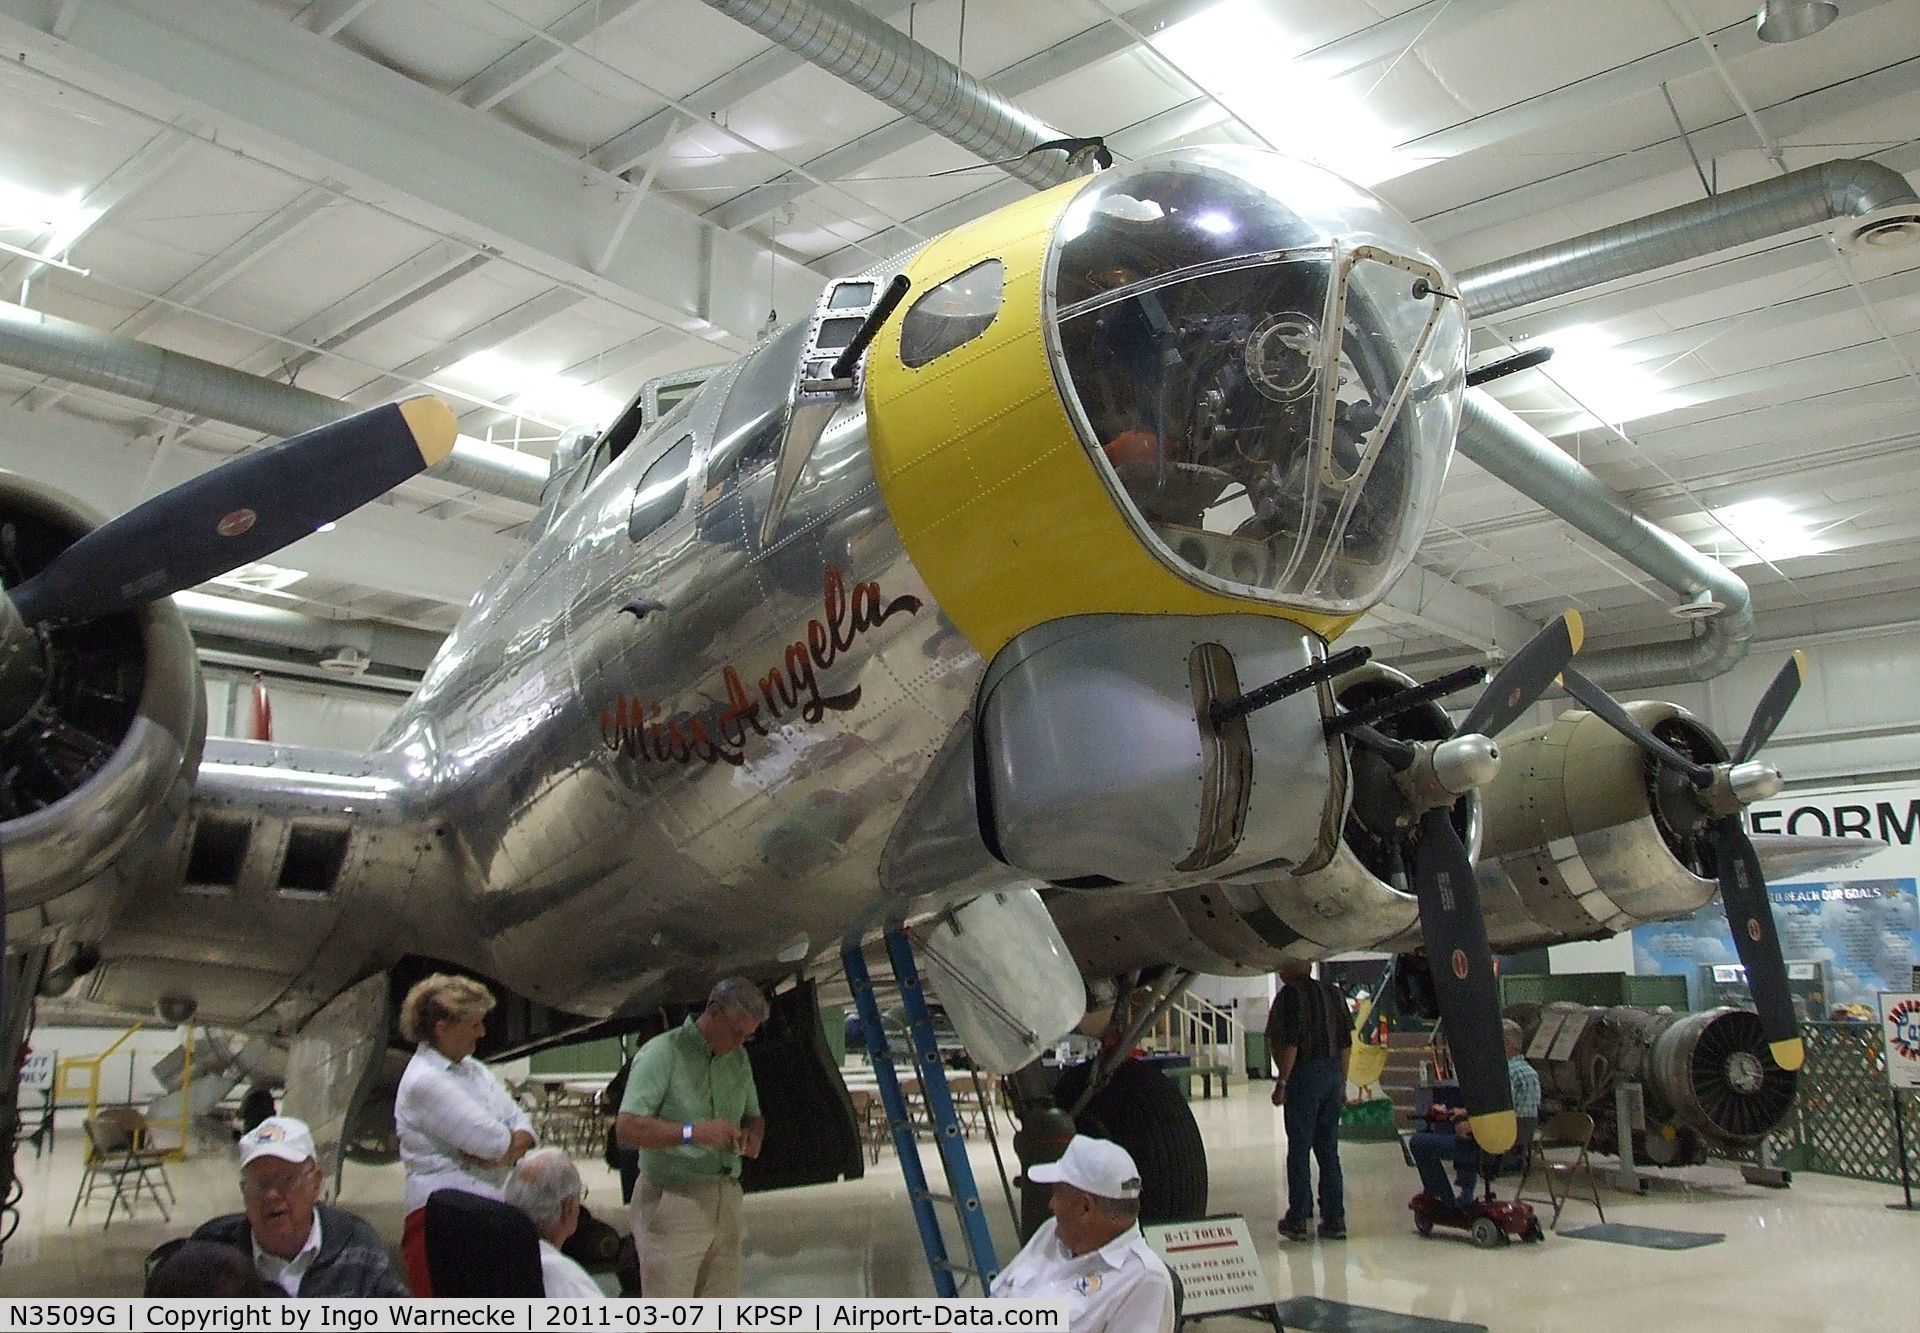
[1633, 781, 1920, 1016]
[1882, 993, 1920, 1091]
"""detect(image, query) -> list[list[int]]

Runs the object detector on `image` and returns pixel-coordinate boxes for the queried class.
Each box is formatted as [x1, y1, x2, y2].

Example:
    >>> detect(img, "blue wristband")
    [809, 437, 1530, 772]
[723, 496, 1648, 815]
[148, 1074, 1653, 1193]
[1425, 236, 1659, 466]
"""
[681, 1121, 694, 1144]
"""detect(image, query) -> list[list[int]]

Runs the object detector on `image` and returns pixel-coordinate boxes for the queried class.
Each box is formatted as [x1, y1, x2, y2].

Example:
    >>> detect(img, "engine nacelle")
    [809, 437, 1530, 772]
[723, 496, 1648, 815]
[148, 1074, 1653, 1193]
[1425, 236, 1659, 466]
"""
[1515, 1002, 1796, 1164]
[1475, 701, 1726, 953]
[0, 473, 206, 971]
[1047, 661, 1474, 976]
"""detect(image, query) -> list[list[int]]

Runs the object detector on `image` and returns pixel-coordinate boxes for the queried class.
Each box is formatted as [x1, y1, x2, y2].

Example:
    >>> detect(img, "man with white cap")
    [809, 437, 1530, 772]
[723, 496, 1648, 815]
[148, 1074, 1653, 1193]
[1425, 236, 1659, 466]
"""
[191, 1116, 410, 1296]
[991, 1135, 1175, 1333]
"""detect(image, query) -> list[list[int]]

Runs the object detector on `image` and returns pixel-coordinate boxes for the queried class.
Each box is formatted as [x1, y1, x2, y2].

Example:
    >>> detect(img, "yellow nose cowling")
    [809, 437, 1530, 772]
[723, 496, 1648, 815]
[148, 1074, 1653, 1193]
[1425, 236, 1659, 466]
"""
[863, 179, 1354, 662]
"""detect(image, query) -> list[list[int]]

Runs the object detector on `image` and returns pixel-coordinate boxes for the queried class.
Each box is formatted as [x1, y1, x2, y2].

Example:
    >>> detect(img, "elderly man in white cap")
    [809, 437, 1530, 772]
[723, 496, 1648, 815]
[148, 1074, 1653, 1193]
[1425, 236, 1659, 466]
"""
[191, 1116, 410, 1296]
[992, 1135, 1175, 1333]
[504, 1148, 606, 1299]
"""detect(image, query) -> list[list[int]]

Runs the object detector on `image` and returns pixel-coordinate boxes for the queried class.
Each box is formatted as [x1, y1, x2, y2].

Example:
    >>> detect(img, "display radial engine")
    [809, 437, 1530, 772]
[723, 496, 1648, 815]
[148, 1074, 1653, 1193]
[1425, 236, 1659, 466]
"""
[0, 148, 1814, 1187]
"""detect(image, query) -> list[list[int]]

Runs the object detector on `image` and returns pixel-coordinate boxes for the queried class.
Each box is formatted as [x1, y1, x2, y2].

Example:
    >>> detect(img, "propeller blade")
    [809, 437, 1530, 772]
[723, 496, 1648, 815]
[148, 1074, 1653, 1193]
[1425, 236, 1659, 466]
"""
[1712, 815, 1804, 1071]
[1735, 651, 1807, 764]
[1559, 667, 1715, 786]
[9, 397, 456, 627]
[1409, 807, 1515, 1152]
[1456, 610, 1583, 740]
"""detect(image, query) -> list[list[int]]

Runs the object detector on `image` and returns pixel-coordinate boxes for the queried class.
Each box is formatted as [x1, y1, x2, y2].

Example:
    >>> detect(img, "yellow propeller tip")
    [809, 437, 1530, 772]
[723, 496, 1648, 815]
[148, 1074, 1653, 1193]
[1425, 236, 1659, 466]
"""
[1470, 1110, 1518, 1154]
[1563, 609, 1584, 655]
[1769, 1037, 1805, 1072]
[1791, 648, 1808, 679]
[397, 395, 458, 467]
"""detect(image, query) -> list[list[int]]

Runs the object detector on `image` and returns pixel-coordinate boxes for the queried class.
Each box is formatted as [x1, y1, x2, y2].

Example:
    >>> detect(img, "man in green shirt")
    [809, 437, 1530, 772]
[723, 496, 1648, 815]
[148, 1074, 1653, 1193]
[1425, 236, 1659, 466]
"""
[615, 977, 768, 1297]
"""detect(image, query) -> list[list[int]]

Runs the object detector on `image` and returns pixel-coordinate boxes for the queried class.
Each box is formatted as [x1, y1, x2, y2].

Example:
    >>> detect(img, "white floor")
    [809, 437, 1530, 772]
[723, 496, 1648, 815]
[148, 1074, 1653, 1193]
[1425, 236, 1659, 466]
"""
[2, 1090, 1912, 1330]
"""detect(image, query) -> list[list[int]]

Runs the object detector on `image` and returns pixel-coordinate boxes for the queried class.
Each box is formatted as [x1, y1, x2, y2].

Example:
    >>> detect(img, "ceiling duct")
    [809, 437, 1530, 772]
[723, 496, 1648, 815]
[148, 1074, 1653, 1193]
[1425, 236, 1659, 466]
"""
[1457, 159, 1920, 318]
[177, 595, 445, 675]
[1756, 1, 1839, 43]
[318, 645, 374, 677]
[695, 0, 1079, 190]
[0, 302, 549, 506]
[1450, 157, 1916, 685]
[1455, 390, 1752, 692]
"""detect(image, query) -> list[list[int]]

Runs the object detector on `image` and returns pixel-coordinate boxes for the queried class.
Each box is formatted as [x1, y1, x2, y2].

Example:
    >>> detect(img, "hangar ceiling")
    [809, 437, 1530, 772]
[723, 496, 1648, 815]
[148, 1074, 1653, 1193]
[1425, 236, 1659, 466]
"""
[0, 0, 1913, 684]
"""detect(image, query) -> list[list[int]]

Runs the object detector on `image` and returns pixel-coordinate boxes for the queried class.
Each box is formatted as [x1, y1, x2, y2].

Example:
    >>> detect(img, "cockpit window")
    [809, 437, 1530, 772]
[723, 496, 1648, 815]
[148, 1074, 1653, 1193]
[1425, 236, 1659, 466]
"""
[900, 260, 1004, 368]
[1049, 148, 1466, 614]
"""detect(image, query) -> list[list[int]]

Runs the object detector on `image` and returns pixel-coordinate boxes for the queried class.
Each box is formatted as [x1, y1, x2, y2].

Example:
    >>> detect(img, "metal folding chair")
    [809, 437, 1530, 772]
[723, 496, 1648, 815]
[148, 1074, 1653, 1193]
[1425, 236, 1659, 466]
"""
[1517, 1109, 1606, 1230]
[68, 1111, 173, 1228]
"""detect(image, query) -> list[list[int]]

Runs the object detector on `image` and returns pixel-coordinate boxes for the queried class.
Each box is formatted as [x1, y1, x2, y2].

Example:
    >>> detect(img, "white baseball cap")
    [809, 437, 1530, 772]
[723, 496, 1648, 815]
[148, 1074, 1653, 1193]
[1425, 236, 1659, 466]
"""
[238, 1116, 317, 1169]
[1028, 1136, 1142, 1201]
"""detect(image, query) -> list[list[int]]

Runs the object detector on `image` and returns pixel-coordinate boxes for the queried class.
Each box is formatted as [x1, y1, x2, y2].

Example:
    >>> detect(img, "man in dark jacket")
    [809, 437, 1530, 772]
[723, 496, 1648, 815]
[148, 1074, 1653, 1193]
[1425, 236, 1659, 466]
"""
[192, 1116, 410, 1297]
[1266, 960, 1353, 1241]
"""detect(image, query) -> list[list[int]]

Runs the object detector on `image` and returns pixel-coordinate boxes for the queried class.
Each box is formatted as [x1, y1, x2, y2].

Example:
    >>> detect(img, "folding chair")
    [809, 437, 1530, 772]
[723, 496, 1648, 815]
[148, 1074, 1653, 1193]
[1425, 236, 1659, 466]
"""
[847, 1090, 884, 1165]
[1517, 1109, 1606, 1230]
[68, 1112, 173, 1228]
[101, 1108, 177, 1207]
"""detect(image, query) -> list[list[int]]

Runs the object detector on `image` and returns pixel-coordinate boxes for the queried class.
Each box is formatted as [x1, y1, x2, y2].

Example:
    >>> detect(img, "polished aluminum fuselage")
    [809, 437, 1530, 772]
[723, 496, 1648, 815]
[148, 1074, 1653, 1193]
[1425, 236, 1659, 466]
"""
[275, 354, 974, 1025]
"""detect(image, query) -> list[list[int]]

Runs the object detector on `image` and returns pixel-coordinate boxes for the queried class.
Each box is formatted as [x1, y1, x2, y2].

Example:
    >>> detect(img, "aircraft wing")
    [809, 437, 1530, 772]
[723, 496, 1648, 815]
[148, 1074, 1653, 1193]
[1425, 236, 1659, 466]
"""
[1751, 833, 1886, 883]
[73, 737, 437, 1039]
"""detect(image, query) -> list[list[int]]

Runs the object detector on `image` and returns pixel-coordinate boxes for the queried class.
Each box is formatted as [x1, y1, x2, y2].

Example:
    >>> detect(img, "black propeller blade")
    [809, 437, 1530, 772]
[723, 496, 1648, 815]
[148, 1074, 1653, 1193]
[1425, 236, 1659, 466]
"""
[1561, 655, 1807, 1072]
[1559, 667, 1713, 785]
[1457, 611, 1583, 741]
[1736, 651, 1806, 764]
[1411, 805, 1517, 1152]
[1349, 610, 1582, 1152]
[8, 397, 456, 627]
[1712, 815, 1804, 1072]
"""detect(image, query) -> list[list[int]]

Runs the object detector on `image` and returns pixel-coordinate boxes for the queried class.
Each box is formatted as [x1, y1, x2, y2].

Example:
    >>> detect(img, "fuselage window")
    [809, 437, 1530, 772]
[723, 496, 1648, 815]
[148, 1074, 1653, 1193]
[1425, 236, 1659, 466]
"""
[629, 434, 693, 542]
[899, 259, 1005, 368]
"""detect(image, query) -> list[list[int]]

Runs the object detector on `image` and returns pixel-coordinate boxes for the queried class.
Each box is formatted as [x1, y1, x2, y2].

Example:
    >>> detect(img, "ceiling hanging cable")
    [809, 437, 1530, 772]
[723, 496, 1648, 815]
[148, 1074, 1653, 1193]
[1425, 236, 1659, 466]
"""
[1352, 0, 1456, 107]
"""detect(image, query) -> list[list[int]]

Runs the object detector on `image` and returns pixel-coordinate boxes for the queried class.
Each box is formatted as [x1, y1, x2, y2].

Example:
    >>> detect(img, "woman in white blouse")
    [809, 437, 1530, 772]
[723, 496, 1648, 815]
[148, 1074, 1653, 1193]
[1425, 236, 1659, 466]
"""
[395, 974, 535, 1295]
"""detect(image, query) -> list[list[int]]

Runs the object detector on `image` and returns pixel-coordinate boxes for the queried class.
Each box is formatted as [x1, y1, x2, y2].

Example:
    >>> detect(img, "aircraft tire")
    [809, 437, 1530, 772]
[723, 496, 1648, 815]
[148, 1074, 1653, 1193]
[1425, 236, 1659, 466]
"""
[1046, 1059, 1209, 1226]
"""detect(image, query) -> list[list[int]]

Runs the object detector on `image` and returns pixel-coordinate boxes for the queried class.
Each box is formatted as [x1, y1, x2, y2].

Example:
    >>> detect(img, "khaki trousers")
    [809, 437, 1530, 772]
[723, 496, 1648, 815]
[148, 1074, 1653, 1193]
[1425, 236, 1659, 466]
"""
[631, 1175, 743, 1297]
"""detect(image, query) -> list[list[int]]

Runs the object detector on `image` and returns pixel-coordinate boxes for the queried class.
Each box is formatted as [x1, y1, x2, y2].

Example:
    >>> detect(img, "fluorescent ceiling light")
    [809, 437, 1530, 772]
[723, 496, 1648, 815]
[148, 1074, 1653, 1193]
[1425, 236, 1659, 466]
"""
[1153, 1, 1409, 186]
[1705, 498, 1830, 563]
[1533, 326, 1678, 428]
[443, 350, 618, 428]
[208, 561, 308, 595]
[0, 179, 103, 256]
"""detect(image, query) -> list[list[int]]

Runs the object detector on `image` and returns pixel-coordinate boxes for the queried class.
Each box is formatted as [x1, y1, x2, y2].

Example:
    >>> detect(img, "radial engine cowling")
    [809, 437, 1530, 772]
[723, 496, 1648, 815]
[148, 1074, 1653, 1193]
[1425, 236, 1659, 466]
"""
[1515, 1002, 1797, 1164]
[1048, 661, 1475, 975]
[1473, 701, 1727, 953]
[0, 474, 206, 968]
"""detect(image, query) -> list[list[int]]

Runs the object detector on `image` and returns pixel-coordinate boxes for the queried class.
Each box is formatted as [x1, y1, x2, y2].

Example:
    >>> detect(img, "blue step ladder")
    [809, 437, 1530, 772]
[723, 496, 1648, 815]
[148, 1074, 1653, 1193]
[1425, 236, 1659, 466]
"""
[843, 929, 1000, 1297]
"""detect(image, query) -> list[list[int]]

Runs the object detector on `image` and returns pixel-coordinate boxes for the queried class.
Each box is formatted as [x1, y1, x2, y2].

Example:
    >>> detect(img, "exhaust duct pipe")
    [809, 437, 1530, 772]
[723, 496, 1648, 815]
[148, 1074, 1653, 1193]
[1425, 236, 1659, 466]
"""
[176, 594, 444, 672]
[1455, 390, 1753, 690]
[695, 0, 1078, 190]
[1457, 159, 1920, 318]
[0, 302, 549, 506]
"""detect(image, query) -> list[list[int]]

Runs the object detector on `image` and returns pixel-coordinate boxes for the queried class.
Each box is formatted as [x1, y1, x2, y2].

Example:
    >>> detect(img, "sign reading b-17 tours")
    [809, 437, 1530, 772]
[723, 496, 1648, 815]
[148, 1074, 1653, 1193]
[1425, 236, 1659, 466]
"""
[1144, 1214, 1277, 1323]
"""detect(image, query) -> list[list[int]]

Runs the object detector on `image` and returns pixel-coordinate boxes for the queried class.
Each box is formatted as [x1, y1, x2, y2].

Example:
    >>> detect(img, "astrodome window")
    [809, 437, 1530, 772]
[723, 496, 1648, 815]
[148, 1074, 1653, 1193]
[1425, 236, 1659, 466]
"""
[899, 259, 1005, 368]
[1048, 147, 1466, 614]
